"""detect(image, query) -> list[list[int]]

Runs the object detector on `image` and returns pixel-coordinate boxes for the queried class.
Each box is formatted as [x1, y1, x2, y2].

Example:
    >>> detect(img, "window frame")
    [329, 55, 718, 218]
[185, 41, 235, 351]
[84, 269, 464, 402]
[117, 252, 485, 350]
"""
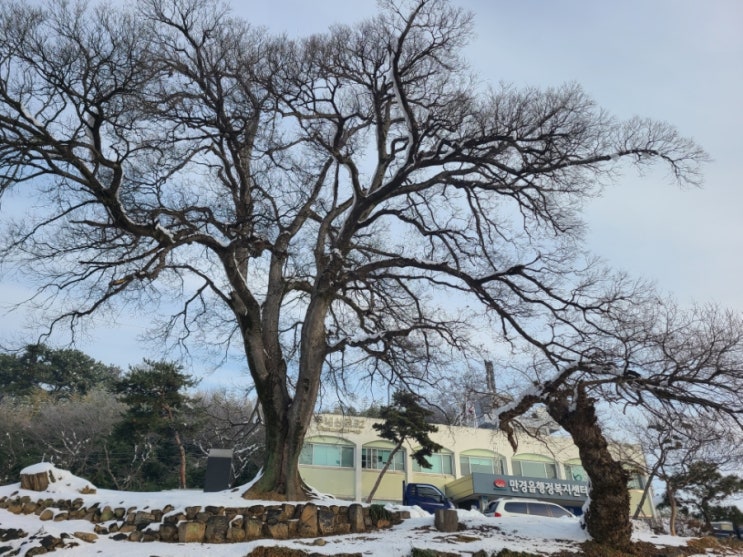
[460, 453, 506, 475]
[361, 446, 406, 472]
[299, 441, 355, 469]
[511, 457, 559, 479]
[412, 451, 454, 475]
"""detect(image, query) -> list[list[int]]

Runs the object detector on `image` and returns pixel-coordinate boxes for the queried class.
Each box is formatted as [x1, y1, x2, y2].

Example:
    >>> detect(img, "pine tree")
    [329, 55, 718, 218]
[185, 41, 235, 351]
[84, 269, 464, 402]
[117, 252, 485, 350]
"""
[366, 391, 443, 503]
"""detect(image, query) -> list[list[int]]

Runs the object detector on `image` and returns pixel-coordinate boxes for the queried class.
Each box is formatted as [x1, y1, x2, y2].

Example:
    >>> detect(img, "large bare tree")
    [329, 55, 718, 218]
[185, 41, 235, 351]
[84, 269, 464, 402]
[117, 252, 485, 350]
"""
[497, 302, 743, 549]
[0, 0, 706, 499]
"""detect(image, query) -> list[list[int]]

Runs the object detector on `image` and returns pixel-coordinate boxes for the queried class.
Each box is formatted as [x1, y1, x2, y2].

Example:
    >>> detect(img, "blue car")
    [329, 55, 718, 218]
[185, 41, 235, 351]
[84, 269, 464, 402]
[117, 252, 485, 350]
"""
[711, 521, 739, 539]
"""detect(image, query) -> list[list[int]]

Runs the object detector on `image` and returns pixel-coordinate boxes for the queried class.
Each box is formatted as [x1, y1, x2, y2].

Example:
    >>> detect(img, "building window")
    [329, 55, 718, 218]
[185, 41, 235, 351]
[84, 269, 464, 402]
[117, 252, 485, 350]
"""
[512, 458, 558, 479]
[299, 442, 354, 468]
[412, 452, 453, 474]
[362, 447, 405, 471]
[627, 472, 645, 490]
[565, 463, 588, 482]
[460, 455, 506, 475]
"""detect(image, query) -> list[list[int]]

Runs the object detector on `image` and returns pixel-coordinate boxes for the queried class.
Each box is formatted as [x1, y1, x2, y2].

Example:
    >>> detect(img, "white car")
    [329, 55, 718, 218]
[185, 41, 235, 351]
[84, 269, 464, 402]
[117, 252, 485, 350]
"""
[483, 498, 576, 519]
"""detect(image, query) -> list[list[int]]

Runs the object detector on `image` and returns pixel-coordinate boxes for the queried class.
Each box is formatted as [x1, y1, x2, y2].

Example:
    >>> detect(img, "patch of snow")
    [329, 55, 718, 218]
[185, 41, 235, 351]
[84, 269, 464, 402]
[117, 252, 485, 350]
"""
[20, 462, 96, 494]
[0, 463, 737, 557]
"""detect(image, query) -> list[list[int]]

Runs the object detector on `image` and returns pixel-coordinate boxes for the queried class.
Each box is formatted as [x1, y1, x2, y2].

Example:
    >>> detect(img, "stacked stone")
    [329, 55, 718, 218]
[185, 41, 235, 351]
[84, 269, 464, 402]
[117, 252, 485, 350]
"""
[0, 495, 409, 544]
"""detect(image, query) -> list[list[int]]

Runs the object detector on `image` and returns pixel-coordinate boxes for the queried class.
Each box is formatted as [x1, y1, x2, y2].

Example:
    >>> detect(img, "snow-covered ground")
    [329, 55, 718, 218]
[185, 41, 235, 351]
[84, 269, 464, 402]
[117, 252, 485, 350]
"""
[0, 464, 738, 556]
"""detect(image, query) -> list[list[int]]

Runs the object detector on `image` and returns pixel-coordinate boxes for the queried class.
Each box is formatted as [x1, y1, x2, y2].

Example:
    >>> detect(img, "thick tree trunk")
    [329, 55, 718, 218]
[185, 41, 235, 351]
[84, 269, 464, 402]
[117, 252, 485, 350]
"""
[244, 402, 309, 500]
[546, 386, 632, 551]
[241, 288, 332, 501]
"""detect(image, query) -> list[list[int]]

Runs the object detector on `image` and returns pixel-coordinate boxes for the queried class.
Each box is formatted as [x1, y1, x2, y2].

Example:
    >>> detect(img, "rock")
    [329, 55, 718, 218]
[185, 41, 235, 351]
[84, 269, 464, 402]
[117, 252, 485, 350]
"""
[434, 509, 459, 533]
[0, 528, 27, 541]
[245, 517, 264, 540]
[280, 504, 296, 520]
[110, 533, 128, 541]
[205, 515, 230, 543]
[134, 510, 156, 526]
[266, 506, 283, 524]
[334, 522, 351, 535]
[39, 534, 62, 550]
[348, 504, 365, 533]
[317, 506, 335, 535]
[227, 525, 246, 542]
[178, 521, 205, 543]
[73, 532, 97, 543]
[159, 523, 179, 542]
[38, 509, 54, 521]
[262, 521, 289, 540]
[296, 503, 318, 538]
[247, 547, 363, 557]
[141, 531, 159, 542]
[185, 505, 201, 520]
[286, 518, 299, 538]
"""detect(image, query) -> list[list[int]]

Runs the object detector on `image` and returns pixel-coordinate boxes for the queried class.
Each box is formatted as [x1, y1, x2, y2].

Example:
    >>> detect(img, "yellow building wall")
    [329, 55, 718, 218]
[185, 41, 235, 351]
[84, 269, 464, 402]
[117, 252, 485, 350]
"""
[301, 466, 356, 500]
[629, 489, 654, 518]
[361, 470, 406, 502]
[408, 472, 454, 493]
[297, 414, 654, 516]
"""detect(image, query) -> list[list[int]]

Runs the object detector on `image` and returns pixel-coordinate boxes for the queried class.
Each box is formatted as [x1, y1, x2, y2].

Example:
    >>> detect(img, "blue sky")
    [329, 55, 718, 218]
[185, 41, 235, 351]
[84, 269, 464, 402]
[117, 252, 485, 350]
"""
[1, 0, 742, 379]
[243, 0, 743, 308]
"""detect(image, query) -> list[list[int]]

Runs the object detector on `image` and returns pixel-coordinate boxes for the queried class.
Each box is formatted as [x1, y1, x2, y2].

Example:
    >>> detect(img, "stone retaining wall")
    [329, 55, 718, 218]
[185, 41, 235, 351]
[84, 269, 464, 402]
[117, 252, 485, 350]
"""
[0, 494, 408, 544]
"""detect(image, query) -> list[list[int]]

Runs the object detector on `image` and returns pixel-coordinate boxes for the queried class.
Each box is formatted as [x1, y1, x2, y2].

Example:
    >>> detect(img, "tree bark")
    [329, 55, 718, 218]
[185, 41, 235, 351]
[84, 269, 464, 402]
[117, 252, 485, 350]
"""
[546, 386, 632, 551]
[244, 404, 308, 500]
[174, 430, 187, 489]
[667, 484, 678, 536]
[241, 289, 332, 501]
[163, 405, 188, 490]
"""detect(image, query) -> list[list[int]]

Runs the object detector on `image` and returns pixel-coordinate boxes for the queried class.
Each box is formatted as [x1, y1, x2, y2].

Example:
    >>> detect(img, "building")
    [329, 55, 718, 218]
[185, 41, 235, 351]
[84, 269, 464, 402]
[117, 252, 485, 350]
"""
[298, 413, 654, 517]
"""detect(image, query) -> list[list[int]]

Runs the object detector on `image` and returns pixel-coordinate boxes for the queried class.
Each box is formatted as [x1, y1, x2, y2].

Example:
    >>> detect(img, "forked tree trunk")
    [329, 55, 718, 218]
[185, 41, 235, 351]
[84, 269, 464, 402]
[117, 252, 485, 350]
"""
[244, 408, 309, 500]
[240, 292, 331, 501]
[546, 387, 632, 551]
[240, 358, 313, 501]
